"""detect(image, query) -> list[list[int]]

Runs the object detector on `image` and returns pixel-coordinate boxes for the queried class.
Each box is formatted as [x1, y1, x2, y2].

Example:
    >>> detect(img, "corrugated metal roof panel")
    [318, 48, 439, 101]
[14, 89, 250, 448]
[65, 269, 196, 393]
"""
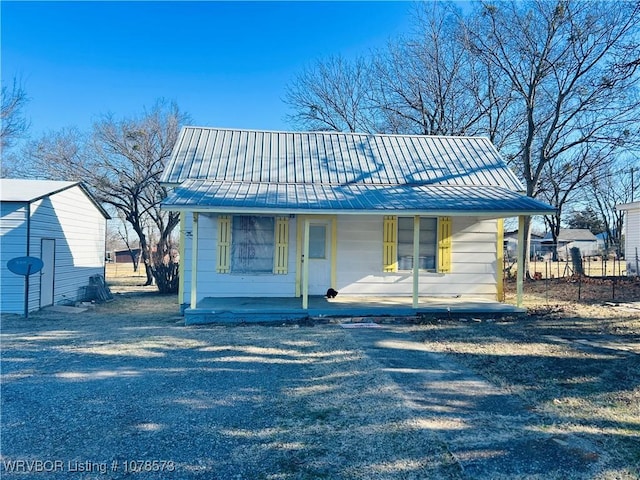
[162, 179, 555, 216]
[160, 127, 524, 191]
[0, 179, 78, 202]
[0, 179, 111, 219]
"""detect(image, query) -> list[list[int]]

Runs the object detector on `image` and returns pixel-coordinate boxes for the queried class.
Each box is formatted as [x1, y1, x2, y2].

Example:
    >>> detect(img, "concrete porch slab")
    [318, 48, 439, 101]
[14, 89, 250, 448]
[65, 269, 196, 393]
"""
[184, 295, 525, 325]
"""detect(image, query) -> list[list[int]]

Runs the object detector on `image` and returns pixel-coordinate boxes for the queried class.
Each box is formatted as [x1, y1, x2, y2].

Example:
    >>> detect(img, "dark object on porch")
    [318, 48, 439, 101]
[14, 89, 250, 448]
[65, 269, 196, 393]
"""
[326, 288, 339, 298]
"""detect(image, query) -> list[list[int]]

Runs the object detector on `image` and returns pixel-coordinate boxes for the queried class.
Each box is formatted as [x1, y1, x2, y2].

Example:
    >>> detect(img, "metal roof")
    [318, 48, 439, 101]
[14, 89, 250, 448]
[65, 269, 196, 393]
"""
[161, 127, 524, 190]
[542, 229, 598, 242]
[0, 179, 78, 202]
[0, 179, 111, 219]
[162, 179, 554, 216]
[160, 127, 555, 216]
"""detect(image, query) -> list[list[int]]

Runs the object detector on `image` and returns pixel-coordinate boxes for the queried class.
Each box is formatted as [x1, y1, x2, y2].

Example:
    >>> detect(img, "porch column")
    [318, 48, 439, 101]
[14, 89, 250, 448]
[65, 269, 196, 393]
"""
[413, 215, 420, 308]
[330, 217, 337, 288]
[302, 218, 310, 310]
[178, 214, 186, 308]
[497, 218, 504, 302]
[190, 212, 199, 309]
[516, 215, 525, 308]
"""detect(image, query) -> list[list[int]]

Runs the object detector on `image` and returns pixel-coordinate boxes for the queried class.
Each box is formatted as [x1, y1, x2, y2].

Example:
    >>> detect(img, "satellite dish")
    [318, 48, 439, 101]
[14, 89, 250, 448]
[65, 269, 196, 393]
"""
[7, 256, 44, 276]
[7, 256, 45, 319]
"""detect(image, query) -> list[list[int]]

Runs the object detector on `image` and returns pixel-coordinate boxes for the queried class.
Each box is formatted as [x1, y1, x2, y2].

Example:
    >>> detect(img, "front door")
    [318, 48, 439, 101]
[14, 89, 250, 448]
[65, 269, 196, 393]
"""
[40, 239, 55, 307]
[300, 218, 334, 296]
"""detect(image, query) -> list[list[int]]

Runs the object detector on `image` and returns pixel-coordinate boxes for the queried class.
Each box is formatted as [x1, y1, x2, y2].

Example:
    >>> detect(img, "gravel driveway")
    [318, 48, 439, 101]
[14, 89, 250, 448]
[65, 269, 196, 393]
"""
[0, 301, 610, 479]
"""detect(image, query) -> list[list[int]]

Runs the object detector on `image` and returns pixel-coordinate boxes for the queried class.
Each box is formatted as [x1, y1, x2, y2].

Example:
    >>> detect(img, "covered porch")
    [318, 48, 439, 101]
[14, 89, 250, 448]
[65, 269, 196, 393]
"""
[184, 295, 525, 325]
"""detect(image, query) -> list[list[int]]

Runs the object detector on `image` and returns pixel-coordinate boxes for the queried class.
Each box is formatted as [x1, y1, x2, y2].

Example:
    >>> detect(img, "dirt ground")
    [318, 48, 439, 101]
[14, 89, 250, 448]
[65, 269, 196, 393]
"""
[1, 270, 638, 478]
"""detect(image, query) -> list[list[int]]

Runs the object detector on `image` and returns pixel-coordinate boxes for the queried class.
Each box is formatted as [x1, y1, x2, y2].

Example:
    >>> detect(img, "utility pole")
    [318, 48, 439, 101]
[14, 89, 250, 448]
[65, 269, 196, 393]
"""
[632, 167, 637, 202]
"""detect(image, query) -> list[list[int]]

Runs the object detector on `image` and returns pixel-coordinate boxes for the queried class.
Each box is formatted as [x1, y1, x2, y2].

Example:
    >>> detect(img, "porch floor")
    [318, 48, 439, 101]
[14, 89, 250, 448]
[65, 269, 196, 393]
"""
[184, 295, 525, 325]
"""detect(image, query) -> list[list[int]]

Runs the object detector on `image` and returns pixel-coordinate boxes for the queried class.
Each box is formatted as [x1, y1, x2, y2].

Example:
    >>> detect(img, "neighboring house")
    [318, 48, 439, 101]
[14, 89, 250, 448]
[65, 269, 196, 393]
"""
[0, 179, 110, 313]
[617, 201, 640, 275]
[113, 248, 141, 264]
[540, 229, 599, 259]
[160, 127, 554, 312]
[503, 230, 544, 260]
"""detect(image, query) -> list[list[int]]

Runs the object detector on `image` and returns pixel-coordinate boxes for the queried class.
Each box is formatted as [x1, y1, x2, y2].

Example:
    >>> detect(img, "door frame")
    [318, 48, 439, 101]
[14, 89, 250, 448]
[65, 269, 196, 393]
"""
[295, 215, 337, 306]
[40, 238, 55, 307]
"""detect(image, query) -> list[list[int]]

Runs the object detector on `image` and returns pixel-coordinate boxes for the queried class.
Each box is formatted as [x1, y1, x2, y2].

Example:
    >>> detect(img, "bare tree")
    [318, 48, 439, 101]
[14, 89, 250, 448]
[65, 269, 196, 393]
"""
[284, 55, 378, 133]
[537, 143, 618, 259]
[23, 100, 188, 292]
[371, 2, 504, 138]
[588, 158, 640, 257]
[464, 0, 640, 268]
[1, 78, 29, 151]
[1, 78, 30, 176]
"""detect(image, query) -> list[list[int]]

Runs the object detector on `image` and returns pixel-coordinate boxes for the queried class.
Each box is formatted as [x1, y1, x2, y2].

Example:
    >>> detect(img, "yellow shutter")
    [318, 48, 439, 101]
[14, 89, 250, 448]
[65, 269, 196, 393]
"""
[383, 215, 398, 272]
[274, 216, 289, 274]
[438, 216, 452, 273]
[217, 215, 231, 273]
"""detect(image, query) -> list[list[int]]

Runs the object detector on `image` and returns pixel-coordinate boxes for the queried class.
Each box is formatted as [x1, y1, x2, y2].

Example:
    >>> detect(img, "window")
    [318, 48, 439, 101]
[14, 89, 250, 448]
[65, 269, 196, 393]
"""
[397, 217, 437, 270]
[217, 215, 289, 274]
[382, 216, 452, 273]
[308, 225, 327, 259]
[231, 216, 275, 273]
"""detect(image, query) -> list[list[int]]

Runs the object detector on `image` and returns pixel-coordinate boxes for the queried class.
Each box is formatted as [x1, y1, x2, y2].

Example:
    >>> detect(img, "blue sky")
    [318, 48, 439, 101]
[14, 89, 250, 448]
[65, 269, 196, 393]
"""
[2, 1, 415, 137]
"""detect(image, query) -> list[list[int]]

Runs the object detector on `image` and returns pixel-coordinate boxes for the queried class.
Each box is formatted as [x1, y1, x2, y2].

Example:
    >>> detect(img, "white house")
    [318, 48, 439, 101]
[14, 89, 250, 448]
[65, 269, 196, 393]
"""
[0, 179, 110, 313]
[160, 127, 554, 316]
[540, 229, 600, 259]
[617, 201, 640, 275]
[503, 230, 544, 259]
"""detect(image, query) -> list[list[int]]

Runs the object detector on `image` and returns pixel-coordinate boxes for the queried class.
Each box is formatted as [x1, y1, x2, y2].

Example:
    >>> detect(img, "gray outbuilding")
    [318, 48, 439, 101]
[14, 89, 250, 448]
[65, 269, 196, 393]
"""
[1, 179, 110, 314]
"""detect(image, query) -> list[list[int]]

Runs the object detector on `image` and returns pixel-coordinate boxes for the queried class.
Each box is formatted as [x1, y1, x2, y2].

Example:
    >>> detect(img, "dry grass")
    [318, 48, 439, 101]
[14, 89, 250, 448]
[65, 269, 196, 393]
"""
[99, 265, 640, 477]
[2, 266, 636, 478]
[413, 280, 640, 479]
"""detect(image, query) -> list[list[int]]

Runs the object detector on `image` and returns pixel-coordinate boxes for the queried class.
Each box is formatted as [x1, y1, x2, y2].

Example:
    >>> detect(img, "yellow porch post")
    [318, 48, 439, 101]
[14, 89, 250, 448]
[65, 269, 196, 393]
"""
[497, 218, 504, 302]
[331, 217, 337, 289]
[516, 215, 525, 308]
[413, 215, 420, 309]
[178, 214, 186, 307]
[302, 218, 310, 310]
[190, 212, 199, 309]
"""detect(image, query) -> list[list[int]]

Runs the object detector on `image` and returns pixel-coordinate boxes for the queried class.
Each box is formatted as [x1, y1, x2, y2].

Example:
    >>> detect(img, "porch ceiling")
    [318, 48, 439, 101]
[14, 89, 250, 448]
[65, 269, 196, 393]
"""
[162, 179, 555, 217]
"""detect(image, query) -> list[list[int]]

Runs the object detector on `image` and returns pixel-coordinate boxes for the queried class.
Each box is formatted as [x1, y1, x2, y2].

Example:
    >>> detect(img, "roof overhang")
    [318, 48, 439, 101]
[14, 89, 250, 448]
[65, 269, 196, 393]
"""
[161, 180, 556, 218]
[616, 201, 640, 212]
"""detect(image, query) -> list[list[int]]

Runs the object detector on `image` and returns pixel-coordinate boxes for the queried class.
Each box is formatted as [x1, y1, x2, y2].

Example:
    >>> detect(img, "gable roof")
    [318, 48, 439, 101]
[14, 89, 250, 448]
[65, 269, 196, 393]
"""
[0, 179, 77, 202]
[161, 127, 525, 189]
[161, 127, 555, 216]
[0, 179, 111, 219]
[542, 229, 598, 242]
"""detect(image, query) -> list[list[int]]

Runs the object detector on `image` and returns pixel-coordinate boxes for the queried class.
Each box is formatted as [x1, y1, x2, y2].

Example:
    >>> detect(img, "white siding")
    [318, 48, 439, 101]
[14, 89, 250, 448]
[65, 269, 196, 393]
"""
[1, 185, 107, 313]
[335, 216, 498, 299]
[29, 186, 106, 307]
[624, 205, 640, 273]
[186, 213, 298, 303]
[0, 202, 29, 313]
[184, 213, 500, 303]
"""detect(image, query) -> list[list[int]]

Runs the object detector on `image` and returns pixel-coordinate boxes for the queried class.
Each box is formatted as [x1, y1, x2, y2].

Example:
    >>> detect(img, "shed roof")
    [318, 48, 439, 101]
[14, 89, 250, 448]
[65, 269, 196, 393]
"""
[161, 127, 555, 216]
[0, 179, 77, 202]
[0, 179, 111, 219]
